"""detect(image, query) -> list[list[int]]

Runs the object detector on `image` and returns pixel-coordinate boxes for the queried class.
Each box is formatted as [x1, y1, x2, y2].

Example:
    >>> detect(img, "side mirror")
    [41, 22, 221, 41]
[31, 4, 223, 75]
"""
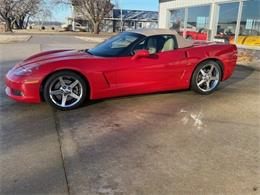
[131, 49, 150, 60]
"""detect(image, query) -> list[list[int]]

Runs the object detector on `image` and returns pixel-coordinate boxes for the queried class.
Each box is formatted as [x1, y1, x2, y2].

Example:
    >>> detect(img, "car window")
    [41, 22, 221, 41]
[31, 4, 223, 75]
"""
[88, 32, 145, 57]
[111, 35, 138, 48]
[132, 40, 145, 53]
[132, 35, 178, 55]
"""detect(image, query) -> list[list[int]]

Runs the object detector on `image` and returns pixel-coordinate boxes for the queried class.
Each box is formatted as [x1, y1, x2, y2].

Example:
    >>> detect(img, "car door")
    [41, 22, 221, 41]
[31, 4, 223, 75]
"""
[196, 28, 208, 40]
[112, 35, 188, 95]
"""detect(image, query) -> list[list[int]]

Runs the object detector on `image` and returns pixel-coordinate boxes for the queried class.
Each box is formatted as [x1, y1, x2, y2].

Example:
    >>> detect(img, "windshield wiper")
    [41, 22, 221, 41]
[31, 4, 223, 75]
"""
[85, 49, 93, 55]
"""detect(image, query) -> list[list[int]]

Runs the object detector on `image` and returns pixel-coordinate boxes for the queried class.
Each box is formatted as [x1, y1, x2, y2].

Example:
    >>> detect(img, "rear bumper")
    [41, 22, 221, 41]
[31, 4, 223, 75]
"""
[222, 45, 238, 81]
[5, 72, 41, 103]
[222, 59, 237, 81]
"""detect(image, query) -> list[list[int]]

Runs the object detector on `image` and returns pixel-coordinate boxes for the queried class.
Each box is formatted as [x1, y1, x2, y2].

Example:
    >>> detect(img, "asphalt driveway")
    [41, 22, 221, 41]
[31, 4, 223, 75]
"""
[0, 35, 259, 194]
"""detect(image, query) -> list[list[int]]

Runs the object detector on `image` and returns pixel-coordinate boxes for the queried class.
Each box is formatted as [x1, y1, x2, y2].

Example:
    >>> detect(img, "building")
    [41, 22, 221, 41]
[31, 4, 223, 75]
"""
[107, 9, 158, 32]
[67, 8, 158, 33]
[159, 0, 260, 48]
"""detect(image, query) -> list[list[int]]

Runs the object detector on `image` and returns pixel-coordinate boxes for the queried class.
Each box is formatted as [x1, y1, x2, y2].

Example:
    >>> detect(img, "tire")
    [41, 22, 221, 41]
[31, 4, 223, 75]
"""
[191, 60, 222, 95]
[43, 71, 87, 110]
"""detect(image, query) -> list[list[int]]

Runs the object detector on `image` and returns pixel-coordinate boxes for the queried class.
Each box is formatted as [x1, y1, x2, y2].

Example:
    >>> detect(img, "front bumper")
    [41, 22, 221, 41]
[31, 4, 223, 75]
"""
[5, 71, 41, 103]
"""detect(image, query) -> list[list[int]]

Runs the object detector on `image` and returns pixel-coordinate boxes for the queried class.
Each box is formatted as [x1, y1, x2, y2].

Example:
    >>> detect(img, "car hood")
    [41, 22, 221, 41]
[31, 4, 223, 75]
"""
[15, 49, 95, 68]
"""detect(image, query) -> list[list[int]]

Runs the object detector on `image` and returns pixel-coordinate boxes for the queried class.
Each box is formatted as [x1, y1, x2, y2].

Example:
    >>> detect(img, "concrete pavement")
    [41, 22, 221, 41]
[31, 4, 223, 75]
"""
[0, 44, 69, 194]
[0, 34, 259, 194]
[0, 36, 91, 194]
[57, 65, 260, 194]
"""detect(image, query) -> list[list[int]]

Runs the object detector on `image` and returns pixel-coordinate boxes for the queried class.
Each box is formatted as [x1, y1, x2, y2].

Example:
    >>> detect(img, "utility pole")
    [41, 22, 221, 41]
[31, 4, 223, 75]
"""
[71, 3, 75, 31]
[120, 8, 123, 31]
[120, 0, 123, 31]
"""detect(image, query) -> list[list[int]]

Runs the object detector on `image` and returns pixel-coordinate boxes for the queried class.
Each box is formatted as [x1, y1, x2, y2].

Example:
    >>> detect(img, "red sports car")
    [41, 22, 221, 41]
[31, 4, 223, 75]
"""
[179, 29, 208, 41]
[5, 29, 237, 110]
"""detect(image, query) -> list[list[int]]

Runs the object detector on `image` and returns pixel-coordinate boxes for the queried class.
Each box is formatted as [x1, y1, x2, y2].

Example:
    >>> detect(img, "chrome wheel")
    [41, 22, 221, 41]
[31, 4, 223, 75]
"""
[49, 75, 83, 108]
[196, 63, 220, 92]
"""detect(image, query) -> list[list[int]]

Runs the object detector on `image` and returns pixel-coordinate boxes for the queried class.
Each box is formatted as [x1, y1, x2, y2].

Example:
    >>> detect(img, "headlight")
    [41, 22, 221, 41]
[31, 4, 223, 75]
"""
[13, 64, 39, 76]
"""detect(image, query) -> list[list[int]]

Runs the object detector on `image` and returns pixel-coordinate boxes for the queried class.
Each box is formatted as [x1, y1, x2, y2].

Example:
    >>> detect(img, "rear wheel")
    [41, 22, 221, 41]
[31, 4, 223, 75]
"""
[44, 71, 87, 110]
[191, 61, 222, 95]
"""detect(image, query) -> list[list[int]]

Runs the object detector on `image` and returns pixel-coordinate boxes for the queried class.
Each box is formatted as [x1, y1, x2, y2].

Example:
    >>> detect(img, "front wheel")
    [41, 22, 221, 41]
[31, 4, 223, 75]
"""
[191, 61, 222, 95]
[44, 71, 87, 110]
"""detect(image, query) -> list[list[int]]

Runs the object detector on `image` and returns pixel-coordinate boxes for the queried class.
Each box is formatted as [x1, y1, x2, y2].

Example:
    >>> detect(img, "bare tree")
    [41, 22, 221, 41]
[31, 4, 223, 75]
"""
[0, 0, 18, 32]
[76, 0, 114, 34]
[0, 0, 41, 32]
[114, 0, 120, 9]
[32, 4, 52, 27]
[14, 0, 41, 29]
[54, 0, 114, 34]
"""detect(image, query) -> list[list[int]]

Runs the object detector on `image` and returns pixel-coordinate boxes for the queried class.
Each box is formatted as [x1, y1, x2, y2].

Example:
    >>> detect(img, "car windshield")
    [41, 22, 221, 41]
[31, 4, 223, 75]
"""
[88, 32, 145, 57]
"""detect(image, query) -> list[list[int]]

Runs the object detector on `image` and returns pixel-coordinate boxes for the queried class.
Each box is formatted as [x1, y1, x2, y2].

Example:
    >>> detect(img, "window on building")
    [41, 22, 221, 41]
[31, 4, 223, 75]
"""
[169, 9, 185, 32]
[238, 0, 260, 46]
[186, 5, 210, 40]
[216, 2, 239, 38]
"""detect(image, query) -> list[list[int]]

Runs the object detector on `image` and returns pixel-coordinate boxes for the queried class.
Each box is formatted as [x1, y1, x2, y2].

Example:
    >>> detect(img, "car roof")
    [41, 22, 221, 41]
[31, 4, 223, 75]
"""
[129, 28, 193, 48]
[130, 28, 179, 36]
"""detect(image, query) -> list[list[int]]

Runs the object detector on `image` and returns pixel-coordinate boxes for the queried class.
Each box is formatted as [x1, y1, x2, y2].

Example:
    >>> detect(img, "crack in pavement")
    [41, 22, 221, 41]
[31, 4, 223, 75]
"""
[52, 109, 70, 195]
[40, 43, 70, 195]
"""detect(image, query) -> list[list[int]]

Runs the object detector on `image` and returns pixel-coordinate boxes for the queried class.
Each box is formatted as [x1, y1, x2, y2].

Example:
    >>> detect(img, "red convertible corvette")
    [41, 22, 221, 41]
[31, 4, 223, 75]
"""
[5, 29, 237, 110]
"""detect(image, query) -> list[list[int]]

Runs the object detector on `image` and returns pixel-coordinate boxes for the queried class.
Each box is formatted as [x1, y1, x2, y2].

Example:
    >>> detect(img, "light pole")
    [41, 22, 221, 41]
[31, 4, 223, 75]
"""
[119, 0, 123, 31]
[71, 4, 75, 31]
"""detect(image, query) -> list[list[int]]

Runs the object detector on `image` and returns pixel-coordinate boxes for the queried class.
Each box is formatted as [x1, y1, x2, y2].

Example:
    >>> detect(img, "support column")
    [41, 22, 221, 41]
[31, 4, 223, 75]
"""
[209, 1, 219, 41]
[235, 0, 243, 44]
[159, 3, 171, 28]
[72, 5, 75, 31]
[183, 7, 188, 38]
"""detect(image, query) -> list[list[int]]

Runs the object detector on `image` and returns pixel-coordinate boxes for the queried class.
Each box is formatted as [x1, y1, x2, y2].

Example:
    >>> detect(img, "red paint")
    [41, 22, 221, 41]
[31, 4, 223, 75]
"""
[180, 31, 234, 43]
[185, 31, 208, 40]
[5, 42, 237, 103]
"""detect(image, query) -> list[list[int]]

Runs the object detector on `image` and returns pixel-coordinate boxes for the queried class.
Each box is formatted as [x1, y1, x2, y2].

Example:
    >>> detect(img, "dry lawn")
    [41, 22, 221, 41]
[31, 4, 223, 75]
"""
[0, 35, 31, 43]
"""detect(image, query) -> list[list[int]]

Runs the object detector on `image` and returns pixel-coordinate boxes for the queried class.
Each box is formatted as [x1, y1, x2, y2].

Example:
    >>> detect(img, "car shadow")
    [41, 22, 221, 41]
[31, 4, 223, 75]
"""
[82, 89, 190, 109]
[83, 64, 255, 109]
[219, 64, 255, 89]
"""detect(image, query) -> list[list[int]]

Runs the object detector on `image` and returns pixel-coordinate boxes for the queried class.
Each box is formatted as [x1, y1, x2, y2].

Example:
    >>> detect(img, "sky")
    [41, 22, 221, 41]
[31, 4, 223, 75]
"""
[52, 5, 72, 23]
[51, 0, 159, 23]
[113, 0, 159, 11]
